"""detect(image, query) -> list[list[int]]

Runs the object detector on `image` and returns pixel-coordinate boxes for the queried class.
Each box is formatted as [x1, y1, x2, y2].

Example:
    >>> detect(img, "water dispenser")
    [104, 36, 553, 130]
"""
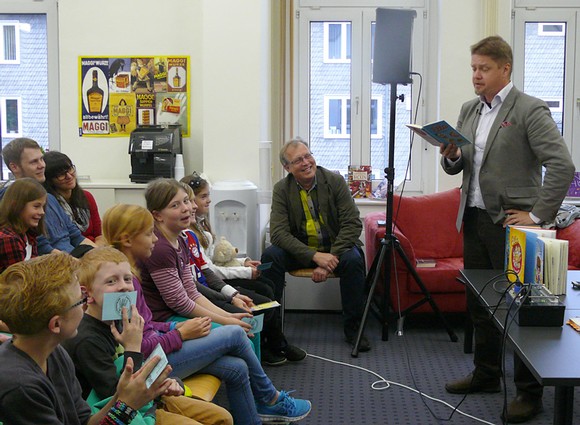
[210, 180, 259, 259]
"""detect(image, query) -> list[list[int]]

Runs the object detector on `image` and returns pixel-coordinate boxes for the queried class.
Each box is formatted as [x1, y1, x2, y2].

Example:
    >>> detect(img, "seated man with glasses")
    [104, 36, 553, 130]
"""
[261, 138, 370, 352]
[0, 137, 96, 256]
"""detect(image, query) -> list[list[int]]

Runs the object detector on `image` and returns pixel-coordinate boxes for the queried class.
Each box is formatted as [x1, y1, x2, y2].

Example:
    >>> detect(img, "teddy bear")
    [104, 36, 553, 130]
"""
[212, 237, 242, 267]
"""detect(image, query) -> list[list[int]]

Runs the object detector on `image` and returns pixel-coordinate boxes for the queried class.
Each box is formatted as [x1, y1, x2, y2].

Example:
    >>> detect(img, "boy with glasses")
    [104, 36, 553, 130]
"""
[0, 251, 175, 424]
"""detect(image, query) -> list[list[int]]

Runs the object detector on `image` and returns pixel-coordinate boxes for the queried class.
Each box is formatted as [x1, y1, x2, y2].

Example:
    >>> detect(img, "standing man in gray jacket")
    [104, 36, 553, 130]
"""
[441, 36, 575, 423]
[261, 138, 370, 352]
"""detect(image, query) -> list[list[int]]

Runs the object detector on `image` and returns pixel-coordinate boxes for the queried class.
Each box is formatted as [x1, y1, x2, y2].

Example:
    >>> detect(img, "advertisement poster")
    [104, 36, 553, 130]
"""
[136, 92, 156, 126]
[153, 56, 168, 92]
[108, 58, 132, 93]
[78, 55, 189, 137]
[156, 92, 187, 130]
[80, 58, 110, 135]
[109, 93, 136, 135]
[167, 57, 187, 93]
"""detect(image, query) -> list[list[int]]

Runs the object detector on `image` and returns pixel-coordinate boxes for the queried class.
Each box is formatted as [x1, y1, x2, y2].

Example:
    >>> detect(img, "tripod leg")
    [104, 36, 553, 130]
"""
[393, 239, 458, 342]
[351, 239, 392, 357]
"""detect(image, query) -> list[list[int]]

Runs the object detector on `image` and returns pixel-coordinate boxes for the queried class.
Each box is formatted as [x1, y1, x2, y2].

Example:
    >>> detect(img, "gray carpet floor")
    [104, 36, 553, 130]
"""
[255, 311, 580, 425]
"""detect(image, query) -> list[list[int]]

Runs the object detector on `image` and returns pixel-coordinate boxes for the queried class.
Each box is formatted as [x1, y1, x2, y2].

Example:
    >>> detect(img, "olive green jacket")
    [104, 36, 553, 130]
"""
[269, 166, 363, 265]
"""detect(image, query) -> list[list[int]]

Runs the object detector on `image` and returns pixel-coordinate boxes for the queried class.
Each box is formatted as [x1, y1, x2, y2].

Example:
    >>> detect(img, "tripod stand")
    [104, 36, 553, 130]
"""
[351, 82, 458, 357]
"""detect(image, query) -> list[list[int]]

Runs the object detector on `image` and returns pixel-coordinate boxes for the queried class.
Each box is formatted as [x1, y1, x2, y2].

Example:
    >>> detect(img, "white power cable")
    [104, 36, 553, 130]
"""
[306, 353, 497, 425]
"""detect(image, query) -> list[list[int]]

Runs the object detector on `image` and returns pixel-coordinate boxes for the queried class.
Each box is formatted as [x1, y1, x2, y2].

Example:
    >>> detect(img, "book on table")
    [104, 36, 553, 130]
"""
[568, 171, 580, 197]
[504, 225, 567, 295]
[407, 120, 471, 148]
[416, 258, 437, 268]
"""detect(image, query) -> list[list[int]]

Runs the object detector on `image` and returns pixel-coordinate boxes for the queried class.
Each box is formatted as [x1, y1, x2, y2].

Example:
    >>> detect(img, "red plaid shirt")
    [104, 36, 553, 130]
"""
[0, 226, 38, 273]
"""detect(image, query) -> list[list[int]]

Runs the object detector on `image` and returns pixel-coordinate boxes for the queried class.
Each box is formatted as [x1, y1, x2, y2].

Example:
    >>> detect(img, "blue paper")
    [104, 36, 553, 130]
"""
[257, 262, 272, 271]
[102, 291, 137, 321]
[242, 314, 264, 334]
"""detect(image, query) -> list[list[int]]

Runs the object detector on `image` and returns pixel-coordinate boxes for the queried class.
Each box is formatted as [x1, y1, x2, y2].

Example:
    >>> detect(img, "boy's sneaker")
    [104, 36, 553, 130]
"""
[256, 390, 312, 423]
[281, 345, 307, 362]
[262, 347, 287, 366]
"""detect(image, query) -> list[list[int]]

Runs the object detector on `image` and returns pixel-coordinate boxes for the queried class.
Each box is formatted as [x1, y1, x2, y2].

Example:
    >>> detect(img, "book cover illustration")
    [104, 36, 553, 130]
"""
[348, 165, 372, 198]
[407, 120, 471, 147]
[506, 226, 526, 284]
[568, 172, 580, 197]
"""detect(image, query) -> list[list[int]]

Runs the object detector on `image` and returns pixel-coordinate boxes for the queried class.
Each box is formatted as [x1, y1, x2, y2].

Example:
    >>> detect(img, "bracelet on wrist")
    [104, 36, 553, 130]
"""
[106, 399, 138, 424]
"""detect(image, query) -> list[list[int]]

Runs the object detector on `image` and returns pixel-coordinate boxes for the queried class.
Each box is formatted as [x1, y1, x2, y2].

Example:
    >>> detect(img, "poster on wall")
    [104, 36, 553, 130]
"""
[80, 58, 110, 135]
[78, 55, 190, 137]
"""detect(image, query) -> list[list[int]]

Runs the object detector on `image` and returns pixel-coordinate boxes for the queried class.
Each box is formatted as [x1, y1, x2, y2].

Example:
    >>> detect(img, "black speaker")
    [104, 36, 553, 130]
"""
[372, 8, 416, 85]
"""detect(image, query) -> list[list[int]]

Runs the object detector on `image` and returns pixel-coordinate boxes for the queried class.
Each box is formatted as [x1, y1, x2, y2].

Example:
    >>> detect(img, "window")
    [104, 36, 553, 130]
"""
[1, 97, 22, 137]
[513, 5, 580, 166]
[0, 21, 20, 64]
[324, 22, 351, 62]
[0, 0, 59, 180]
[538, 22, 565, 36]
[541, 97, 563, 113]
[296, 5, 425, 188]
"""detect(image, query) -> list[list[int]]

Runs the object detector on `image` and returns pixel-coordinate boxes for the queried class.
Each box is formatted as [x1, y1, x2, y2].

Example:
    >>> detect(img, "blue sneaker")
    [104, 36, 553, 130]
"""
[256, 390, 312, 423]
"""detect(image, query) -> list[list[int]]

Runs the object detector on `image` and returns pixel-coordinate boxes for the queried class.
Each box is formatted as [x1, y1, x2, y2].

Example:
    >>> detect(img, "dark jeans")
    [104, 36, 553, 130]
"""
[261, 244, 366, 330]
[463, 207, 542, 398]
[226, 277, 287, 351]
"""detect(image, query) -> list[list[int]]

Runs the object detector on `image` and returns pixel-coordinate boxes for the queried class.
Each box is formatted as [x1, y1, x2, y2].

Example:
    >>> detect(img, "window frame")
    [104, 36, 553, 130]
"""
[0, 96, 22, 137]
[294, 4, 428, 191]
[0, 20, 20, 64]
[323, 22, 351, 63]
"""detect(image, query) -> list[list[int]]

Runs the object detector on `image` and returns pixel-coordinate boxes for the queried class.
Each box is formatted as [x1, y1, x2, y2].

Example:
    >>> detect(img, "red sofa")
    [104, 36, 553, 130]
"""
[364, 187, 580, 318]
[364, 188, 466, 314]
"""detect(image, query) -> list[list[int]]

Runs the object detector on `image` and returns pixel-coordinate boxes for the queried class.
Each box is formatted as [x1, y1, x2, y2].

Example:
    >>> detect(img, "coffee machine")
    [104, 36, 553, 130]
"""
[129, 125, 182, 183]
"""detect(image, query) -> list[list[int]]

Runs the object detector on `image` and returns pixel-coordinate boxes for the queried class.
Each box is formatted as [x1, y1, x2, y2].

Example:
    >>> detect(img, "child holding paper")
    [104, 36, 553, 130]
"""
[0, 252, 174, 425]
[181, 174, 306, 365]
[102, 202, 312, 425]
[62, 246, 233, 425]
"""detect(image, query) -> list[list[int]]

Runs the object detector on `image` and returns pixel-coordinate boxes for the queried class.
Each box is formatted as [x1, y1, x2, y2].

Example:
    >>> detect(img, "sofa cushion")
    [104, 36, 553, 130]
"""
[556, 219, 580, 269]
[410, 258, 465, 293]
[392, 188, 463, 259]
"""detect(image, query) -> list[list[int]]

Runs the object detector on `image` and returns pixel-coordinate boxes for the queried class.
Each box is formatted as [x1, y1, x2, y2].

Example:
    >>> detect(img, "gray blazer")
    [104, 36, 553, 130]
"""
[442, 87, 575, 231]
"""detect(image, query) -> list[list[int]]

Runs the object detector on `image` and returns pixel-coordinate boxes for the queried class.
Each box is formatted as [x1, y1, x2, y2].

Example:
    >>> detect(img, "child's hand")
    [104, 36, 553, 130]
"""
[175, 317, 211, 340]
[110, 305, 144, 352]
[163, 379, 184, 396]
[115, 356, 173, 411]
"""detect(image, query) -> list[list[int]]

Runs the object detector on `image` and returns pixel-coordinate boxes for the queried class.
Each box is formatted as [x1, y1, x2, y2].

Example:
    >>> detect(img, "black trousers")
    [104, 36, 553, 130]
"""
[463, 207, 542, 398]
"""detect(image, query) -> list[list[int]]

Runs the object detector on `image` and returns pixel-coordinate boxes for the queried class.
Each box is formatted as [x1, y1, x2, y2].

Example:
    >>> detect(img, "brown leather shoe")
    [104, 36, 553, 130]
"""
[502, 394, 543, 423]
[445, 372, 501, 394]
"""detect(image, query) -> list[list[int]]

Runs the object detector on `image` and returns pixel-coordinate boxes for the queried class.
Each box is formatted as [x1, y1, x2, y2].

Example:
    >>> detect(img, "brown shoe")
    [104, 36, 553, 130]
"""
[502, 394, 543, 423]
[445, 372, 500, 394]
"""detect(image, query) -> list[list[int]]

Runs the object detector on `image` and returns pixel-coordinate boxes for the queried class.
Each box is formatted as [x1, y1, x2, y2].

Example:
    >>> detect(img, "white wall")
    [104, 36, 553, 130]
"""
[56, 0, 520, 194]
[57, 0, 270, 186]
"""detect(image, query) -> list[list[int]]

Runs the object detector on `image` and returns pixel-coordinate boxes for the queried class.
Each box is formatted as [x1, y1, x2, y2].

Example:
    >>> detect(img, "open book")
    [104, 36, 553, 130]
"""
[407, 120, 471, 147]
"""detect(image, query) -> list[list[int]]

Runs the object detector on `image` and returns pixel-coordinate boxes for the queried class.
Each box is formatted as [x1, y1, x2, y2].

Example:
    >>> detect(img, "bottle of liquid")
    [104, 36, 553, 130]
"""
[87, 70, 104, 113]
[173, 68, 181, 88]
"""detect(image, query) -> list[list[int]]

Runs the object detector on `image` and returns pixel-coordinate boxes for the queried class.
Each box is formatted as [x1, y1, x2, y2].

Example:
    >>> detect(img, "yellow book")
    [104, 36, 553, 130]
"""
[506, 226, 526, 283]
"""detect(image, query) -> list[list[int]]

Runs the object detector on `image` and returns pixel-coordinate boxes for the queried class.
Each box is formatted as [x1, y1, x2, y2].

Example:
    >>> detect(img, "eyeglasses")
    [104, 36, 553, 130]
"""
[54, 165, 76, 181]
[66, 296, 88, 311]
[288, 153, 313, 166]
